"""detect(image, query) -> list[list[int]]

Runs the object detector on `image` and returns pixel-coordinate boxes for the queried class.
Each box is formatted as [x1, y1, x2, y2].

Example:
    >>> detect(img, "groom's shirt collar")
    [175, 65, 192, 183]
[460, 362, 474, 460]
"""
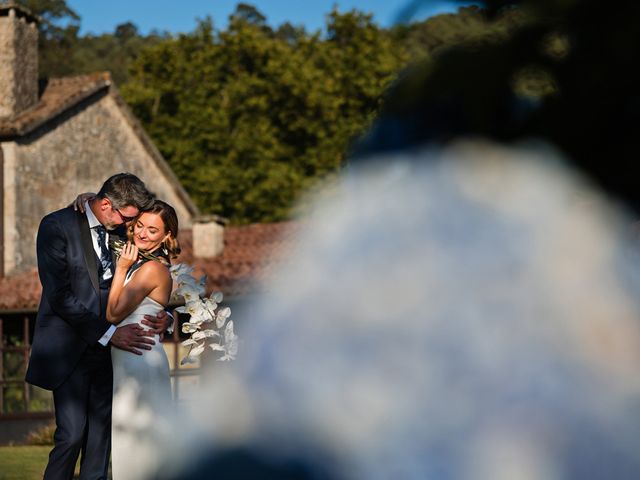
[83, 199, 118, 346]
[84, 200, 101, 229]
[84, 200, 113, 283]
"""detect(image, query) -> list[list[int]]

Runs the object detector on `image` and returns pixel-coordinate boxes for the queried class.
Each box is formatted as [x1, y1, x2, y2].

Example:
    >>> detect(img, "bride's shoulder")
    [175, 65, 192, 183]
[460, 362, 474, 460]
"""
[136, 260, 171, 281]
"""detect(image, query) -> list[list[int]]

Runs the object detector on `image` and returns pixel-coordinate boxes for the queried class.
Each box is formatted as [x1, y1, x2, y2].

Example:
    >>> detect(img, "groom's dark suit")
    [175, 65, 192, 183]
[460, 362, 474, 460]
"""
[27, 206, 122, 480]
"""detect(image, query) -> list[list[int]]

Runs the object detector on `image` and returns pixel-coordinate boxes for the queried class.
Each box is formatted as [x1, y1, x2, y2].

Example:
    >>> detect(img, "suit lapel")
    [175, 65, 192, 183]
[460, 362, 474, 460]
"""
[77, 211, 100, 294]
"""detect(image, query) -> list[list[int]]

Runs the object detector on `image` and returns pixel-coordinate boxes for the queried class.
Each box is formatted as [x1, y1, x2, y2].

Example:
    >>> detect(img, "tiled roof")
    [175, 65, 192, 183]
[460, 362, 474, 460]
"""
[0, 72, 111, 138]
[0, 268, 41, 312]
[0, 222, 299, 312]
[177, 222, 300, 299]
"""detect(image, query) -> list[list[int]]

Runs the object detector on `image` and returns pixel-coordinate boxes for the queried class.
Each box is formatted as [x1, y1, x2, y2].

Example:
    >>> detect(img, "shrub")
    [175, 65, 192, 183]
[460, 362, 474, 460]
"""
[25, 423, 55, 446]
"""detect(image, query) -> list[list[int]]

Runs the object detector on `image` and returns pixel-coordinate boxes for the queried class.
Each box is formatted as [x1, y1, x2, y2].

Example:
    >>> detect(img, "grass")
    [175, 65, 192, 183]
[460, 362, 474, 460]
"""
[0, 446, 49, 480]
[0, 446, 81, 480]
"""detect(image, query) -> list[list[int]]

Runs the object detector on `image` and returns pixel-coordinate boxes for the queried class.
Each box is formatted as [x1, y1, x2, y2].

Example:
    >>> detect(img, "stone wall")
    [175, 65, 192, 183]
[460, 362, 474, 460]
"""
[0, 9, 38, 118]
[4, 93, 196, 274]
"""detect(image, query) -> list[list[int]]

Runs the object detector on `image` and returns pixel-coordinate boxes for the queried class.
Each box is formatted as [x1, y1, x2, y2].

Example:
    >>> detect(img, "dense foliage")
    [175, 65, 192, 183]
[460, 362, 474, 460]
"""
[120, 7, 411, 222]
[6, 0, 528, 223]
[8, 0, 165, 84]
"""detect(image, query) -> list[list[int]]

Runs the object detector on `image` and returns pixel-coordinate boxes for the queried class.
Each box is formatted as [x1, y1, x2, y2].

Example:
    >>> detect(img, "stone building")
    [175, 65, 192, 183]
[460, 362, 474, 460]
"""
[0, 2, 199, 277]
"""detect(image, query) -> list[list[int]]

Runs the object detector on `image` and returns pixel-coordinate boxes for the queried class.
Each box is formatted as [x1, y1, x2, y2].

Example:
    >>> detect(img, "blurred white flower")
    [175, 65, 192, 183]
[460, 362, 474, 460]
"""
[171, 140, 640, 480]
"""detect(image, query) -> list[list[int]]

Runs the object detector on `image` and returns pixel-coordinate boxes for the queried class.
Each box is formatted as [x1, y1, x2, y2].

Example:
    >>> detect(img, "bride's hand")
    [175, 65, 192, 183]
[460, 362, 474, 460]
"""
[117, 242, 139, 270]
[69, 192, 96, 212]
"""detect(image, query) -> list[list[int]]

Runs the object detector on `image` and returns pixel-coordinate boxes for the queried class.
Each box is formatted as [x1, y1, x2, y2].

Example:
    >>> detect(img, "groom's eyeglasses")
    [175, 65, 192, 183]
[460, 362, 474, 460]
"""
[113, 208, 136, 223]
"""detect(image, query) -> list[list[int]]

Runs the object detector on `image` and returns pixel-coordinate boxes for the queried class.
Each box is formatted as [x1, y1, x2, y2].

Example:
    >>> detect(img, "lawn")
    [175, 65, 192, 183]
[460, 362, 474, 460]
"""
[0, 446, 81, 480]
[0, 446, 49, 480]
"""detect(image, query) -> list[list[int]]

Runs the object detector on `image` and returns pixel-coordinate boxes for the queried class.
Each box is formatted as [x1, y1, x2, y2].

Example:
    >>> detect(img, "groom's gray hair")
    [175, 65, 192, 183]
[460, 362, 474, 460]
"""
[97, 173, 155, 211]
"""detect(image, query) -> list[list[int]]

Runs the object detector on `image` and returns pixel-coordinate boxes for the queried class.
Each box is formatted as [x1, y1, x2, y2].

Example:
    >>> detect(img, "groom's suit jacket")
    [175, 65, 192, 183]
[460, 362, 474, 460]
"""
[26, 207, 122, 391]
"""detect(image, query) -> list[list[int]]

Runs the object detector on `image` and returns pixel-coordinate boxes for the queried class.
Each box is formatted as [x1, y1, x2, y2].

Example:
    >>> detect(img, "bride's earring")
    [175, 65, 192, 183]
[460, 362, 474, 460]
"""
[162, 234, 171, 256]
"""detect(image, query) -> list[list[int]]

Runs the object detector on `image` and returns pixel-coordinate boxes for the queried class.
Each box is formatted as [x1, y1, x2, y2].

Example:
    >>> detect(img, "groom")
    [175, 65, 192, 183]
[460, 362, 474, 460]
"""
[26, 173, 171, 480]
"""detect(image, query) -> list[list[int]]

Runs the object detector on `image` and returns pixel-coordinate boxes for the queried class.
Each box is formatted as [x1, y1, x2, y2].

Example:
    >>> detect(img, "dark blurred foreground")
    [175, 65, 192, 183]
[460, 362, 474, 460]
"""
[152, 1, 640, 478]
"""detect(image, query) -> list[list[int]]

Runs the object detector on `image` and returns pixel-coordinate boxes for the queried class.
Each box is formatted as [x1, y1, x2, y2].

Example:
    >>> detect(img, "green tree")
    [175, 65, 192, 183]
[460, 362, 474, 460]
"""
[64, 26, 167, 84]
[122, 6, 406, 223]
[3, 0, 165, 83]
[12, 1, 553, 224]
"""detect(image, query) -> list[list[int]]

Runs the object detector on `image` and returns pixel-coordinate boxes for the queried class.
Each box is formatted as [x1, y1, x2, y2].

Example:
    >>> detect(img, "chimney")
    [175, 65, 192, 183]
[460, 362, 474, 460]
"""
[193, 215, 226, 258]
[0, 3, 38, 119]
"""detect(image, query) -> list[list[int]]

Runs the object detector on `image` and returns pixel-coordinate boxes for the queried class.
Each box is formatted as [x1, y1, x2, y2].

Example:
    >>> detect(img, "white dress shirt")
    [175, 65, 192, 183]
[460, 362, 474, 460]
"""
[85, 201, 117, 346]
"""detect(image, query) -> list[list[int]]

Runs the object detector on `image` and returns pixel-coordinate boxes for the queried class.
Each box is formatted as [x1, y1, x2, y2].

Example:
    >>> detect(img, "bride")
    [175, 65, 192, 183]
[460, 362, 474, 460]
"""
[106, 199, 180, 479]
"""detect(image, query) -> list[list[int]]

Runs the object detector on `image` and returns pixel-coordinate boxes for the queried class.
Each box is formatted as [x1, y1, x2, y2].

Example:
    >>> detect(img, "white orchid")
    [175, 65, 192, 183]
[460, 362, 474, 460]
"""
[173, 283, 202, 303]
[215, 307, 231, 329]
[204, 298, 218, 317]
[170, 263, 194, 277]
[191, 332, 206, 342]
[192, 330, 220, 341]
[211, 291, 224, 303]
[181, 322, 198, 334]
[180, 355, 198, 365]
[170, 263, 237, 363]
[175, 273, 196, 287]
[221, 321, 238, 360]
[209, 321, 238, 361]
[176, 300, 212, 323]
[190, 343, 205, 357]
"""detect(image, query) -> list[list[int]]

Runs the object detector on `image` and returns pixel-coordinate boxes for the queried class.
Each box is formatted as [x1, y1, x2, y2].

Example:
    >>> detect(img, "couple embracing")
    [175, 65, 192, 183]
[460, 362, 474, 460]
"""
[26, 173, 182, 480]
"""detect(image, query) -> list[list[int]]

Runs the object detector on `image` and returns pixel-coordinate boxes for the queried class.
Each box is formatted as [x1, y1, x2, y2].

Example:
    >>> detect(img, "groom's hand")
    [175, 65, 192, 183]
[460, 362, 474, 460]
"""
[142, 310, 172, 341]
[69, 192, 96, 212]
[110, 324, 155, 355]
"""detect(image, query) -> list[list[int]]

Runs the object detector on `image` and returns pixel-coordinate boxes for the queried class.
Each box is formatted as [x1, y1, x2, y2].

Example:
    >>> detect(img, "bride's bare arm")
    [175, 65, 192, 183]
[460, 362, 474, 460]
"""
[106, 243, 170, 323]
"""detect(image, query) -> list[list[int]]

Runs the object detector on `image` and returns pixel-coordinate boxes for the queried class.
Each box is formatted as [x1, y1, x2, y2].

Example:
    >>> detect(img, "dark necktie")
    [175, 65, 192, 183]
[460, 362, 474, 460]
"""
[95, 225, 113, 277]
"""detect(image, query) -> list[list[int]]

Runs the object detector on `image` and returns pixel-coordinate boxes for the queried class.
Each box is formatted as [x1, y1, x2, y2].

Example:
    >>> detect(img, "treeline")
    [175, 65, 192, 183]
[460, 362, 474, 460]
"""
[13, 1, 524, 223]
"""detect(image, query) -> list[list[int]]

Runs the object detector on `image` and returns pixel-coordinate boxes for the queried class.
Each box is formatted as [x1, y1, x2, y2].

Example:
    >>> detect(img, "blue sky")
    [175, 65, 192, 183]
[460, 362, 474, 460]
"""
[66, 1, 473, 36]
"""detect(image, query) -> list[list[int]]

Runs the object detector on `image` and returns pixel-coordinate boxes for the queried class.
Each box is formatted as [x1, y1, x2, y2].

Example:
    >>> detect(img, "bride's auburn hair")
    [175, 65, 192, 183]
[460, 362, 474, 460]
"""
[128, 200, 181, 260]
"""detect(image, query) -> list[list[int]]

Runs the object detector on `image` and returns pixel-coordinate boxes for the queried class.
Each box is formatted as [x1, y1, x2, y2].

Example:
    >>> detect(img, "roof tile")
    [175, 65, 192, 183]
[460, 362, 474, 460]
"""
[0, 73, 111, 138]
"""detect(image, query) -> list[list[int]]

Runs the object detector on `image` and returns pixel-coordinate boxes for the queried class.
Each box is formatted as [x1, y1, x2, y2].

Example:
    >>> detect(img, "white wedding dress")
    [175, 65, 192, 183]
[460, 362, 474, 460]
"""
[111, 275, 172, 480]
